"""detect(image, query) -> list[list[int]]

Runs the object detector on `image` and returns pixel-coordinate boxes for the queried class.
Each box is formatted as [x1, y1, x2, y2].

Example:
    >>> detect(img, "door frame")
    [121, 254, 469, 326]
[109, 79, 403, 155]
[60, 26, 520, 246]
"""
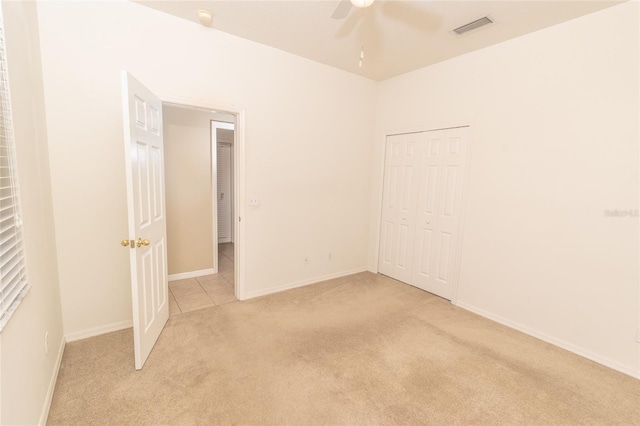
[374, 122, 474, 304]
[211, 121, 235, 250]
[161, 96, 247, 301]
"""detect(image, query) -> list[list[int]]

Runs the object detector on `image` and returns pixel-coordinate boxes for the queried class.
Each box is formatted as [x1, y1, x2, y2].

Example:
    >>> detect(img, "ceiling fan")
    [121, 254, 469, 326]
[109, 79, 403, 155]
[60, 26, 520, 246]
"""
[331, 0, 440, 35]
[331, 0, 375, 19]
[330, 0, 441, 67]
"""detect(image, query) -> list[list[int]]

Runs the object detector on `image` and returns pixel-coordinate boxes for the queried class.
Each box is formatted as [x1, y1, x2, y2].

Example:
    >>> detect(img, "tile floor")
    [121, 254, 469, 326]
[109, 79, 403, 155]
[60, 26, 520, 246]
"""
[168, 243, 236, 316]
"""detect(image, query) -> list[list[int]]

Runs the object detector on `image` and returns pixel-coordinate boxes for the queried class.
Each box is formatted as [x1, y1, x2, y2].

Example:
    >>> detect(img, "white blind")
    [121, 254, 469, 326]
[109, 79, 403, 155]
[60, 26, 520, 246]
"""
[0, 13, 29, 332]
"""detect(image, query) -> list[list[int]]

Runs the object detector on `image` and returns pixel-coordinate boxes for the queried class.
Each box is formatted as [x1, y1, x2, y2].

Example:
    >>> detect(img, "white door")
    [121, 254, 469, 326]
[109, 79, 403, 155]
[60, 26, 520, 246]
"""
[378, 133, 422, 283]
[412, 127, 469, 299]
[121, 71, 169, 370]
[217, 143, 232, 243]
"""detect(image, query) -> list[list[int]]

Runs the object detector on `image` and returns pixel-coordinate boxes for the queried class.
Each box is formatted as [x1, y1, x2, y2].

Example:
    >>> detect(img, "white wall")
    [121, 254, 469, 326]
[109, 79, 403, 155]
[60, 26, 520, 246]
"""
[163, 106, 215, 276]
[37, 1, 375, 336]
[0, 1, 64, 423]
[372, 2, 639, 377]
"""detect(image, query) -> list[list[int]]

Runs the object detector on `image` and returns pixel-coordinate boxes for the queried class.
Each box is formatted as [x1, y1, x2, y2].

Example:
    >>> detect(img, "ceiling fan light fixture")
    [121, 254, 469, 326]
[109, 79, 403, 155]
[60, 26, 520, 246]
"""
[350, 0, 374, 9]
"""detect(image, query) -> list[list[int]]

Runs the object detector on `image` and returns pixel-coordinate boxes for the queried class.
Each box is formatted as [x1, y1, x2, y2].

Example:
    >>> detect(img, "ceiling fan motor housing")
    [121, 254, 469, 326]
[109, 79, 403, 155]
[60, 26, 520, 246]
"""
[351, 0, 375, 9]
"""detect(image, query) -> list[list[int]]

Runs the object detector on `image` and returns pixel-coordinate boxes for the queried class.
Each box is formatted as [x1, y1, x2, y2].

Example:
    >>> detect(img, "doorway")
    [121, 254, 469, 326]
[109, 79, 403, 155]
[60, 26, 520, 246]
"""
[122, 72, 246, 369]
[162, 103, 241, 315]
[212, 119, 236, 301]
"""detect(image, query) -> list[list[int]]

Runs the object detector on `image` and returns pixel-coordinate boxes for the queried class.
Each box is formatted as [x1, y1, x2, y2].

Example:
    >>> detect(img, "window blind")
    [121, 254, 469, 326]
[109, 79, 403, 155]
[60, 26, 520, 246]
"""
[0, 13, 29, 332]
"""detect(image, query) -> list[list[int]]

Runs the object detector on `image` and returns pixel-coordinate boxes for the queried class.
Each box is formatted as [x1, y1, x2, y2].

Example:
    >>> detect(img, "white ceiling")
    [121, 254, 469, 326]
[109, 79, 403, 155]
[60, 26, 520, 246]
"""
[136, 0, 622, 81]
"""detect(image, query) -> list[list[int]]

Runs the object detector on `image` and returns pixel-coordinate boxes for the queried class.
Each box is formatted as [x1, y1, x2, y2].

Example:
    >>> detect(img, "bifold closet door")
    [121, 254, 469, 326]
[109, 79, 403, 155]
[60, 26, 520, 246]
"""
[379, 127, 469, 300]
[217, 143, 232, 243]
[378, 133, 423, 284]
[412, 127, 469, 300]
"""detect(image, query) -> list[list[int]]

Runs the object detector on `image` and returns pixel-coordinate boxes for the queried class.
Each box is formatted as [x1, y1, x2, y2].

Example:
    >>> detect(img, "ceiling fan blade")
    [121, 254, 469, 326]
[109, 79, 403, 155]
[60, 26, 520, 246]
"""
[331, 0, 353, 19]
[381, 1, 442, 33]
[335, 9, 362, 39]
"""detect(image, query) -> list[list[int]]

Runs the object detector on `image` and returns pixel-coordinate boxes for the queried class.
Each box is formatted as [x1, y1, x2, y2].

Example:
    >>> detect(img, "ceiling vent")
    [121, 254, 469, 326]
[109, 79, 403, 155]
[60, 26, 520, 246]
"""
[453, 16, 494, 36]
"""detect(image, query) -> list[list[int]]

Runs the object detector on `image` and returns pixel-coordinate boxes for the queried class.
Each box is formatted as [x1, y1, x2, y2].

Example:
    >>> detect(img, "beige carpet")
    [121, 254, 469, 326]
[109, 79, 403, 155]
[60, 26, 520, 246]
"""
[48, 272, 640, 425]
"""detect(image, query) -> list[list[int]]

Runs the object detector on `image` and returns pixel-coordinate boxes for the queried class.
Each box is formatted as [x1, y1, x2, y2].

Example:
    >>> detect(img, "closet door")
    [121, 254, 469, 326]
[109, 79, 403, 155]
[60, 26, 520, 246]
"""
[412, 127, 469, 299]
[378, 133, 423, 283]
[217, 143, 232, 243]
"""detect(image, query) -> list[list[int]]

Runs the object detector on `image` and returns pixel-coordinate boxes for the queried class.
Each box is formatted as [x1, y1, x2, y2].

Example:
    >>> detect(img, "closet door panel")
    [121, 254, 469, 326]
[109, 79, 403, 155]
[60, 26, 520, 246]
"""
[378, 134, 422, 283]
[412, 131, 443, 292]
[413, 127, 469, 299]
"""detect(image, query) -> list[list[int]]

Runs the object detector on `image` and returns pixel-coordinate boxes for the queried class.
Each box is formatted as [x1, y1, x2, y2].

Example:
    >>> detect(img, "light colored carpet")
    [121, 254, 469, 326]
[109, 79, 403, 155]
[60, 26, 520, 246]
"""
[48, 272, 640, 425]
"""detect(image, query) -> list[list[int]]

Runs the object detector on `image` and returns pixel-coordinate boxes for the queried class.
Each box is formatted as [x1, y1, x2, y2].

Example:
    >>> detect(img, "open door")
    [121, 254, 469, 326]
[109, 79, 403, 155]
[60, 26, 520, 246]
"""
[121, 71, 169, 370]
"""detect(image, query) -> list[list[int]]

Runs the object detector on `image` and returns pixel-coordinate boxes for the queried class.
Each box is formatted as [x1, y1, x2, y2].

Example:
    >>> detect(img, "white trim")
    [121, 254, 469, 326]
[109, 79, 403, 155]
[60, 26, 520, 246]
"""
[160, 95, 246, 302]
[384, 119, 475, 139]
[233, 111, 246, 300]
[65, 320, 133, 343]
[455, 300, 640, 380]
[168, 268, 215, 281]
[38, 336, 66, 426]
[244, 268, 368, 300]
[211, 121, 234, 131]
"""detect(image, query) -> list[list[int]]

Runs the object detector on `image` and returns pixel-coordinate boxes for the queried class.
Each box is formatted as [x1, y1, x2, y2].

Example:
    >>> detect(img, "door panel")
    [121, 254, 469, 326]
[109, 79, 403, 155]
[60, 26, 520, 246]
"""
[436, 231, 452, 282]
[141, 249, 154, 330]
[385, 166, 398, 209]
[381, 221, 393, 265]
[423, 165, 438, 214]
[397, 224, 409, 268]
[155, 238, 167, 308]
[417, 228, 432, 276]
[443, 166, 458, 217]
[151, 146, 163, 219]
[378, 134, 422, 283]
[121, 71, 169, 370]
[412, 127, 469, 299]
[412, 131, 441, 292]
[136, 142, 150, 226]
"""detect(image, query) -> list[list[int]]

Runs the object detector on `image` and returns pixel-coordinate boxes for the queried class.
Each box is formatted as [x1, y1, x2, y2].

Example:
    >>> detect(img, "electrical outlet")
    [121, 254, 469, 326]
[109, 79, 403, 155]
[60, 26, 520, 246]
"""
[328, 252, 332, 261]
[44, 332, 49, 355]
[304, 256, 309, 266]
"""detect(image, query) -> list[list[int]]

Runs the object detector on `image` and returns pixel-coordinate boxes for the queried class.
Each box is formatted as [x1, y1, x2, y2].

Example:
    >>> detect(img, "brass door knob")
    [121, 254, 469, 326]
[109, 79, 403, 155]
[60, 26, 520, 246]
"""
[136, 238, 150, 248]
[121, 239, 131, 247]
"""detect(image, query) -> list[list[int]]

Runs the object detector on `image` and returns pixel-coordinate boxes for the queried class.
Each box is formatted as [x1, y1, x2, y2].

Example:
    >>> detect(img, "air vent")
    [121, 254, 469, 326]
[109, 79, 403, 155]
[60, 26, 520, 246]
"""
[453, 16, 494, 35]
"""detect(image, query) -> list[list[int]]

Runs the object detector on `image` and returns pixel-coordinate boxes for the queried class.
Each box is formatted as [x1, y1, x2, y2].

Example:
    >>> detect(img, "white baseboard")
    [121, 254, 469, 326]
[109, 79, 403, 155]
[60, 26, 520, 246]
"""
[244, 268, 368, 300]
[65, 320, 133, 343]
[454, 300, 640, 380]
[168, 268, 215, 281]
[39, 335, 66, 426]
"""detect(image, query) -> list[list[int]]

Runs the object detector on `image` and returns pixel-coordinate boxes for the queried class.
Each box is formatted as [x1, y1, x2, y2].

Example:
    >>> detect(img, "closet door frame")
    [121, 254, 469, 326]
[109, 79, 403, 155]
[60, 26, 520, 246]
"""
[376, 123, 474, 304]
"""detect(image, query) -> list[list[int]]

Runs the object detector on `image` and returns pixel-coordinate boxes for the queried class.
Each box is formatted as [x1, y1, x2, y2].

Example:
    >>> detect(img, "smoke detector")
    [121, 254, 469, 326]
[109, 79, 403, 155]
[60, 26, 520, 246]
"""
[198, 10, 213, 27]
